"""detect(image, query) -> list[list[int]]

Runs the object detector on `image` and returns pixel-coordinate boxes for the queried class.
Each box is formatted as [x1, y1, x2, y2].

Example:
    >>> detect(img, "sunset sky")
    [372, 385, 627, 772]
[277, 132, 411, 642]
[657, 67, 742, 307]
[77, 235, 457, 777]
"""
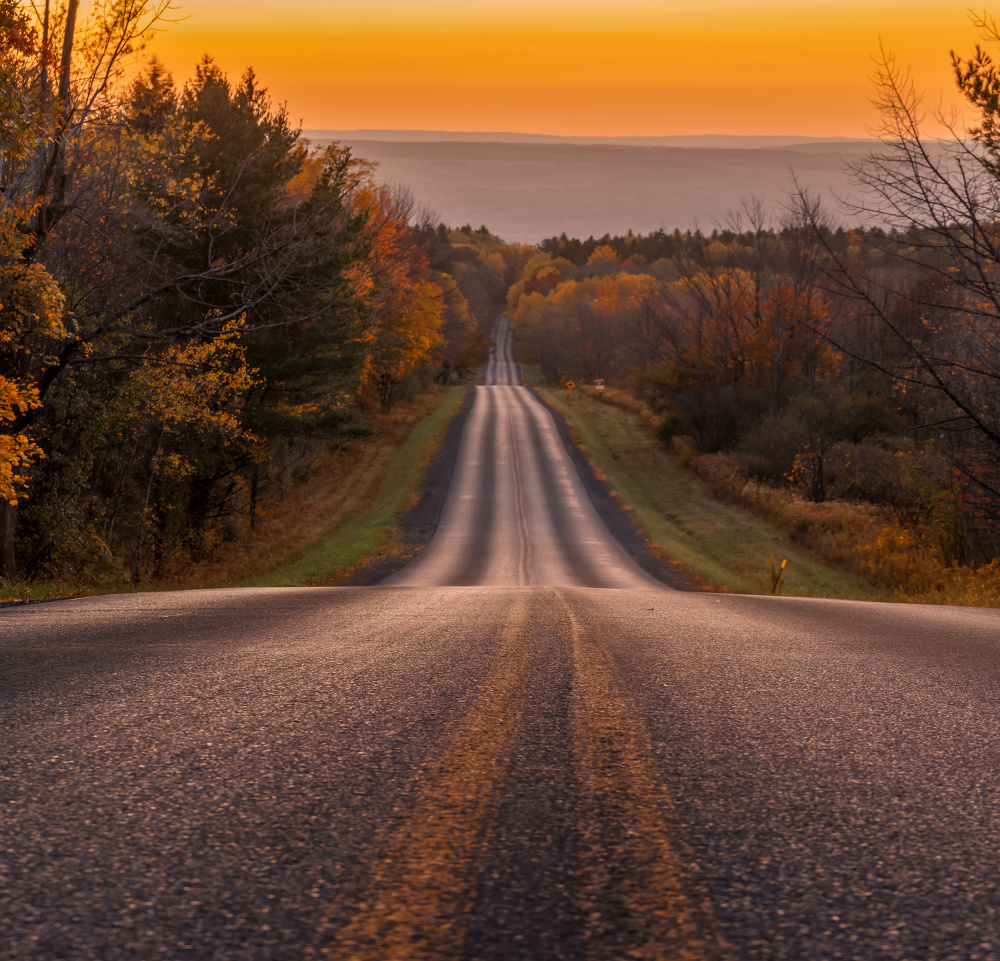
[149, 0, 976, 137]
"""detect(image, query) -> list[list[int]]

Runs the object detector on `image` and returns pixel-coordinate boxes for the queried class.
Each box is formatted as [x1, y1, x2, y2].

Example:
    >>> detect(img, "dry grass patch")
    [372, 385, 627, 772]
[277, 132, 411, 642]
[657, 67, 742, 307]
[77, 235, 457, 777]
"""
[217, 386, 466, 587]
[683, 444, 999, 606]
[685, 448, 882, 569]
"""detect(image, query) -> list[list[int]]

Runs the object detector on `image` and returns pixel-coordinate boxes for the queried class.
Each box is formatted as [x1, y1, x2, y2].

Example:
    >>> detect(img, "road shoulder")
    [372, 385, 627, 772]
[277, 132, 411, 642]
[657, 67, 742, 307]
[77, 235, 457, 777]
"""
[346, 387, 477, 586]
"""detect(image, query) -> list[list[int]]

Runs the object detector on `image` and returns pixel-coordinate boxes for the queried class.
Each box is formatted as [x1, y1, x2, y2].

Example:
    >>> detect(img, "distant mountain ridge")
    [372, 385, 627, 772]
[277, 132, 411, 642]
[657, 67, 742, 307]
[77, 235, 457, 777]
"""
[303, 130, 879, 150]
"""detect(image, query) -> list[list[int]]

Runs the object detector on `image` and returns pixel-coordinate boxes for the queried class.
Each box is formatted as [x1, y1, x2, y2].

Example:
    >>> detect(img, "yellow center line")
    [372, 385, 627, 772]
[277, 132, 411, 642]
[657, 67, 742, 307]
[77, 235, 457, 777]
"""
[306, 594, 533, 961]
[509, 404, 533, 586]
[556, 591, 735, 961]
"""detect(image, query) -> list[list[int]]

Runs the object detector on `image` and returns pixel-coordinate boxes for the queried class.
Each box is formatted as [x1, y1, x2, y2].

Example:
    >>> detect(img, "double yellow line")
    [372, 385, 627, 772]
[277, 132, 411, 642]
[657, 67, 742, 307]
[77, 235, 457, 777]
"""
[563, 597, 729, 961]
[307, 592, 731, 961]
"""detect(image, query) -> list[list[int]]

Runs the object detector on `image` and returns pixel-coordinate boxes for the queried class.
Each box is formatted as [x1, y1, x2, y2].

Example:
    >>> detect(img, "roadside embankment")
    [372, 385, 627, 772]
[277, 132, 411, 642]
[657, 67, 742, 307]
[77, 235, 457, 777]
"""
[238, 384, 471, 587]
[533, 374, 878, 599]
[0, 385, 472, 601]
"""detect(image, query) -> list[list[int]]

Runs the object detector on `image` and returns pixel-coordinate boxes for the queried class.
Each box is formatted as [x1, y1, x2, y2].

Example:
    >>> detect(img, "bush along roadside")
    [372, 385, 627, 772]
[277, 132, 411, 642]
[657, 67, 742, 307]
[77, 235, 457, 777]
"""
[536, 379, 996, 603]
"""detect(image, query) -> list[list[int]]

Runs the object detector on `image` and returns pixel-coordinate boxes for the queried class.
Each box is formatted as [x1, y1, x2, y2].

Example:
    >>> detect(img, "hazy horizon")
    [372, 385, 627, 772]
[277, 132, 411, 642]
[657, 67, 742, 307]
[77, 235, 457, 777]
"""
[303, 131, 883, 149]
[312, 138, 882, 245]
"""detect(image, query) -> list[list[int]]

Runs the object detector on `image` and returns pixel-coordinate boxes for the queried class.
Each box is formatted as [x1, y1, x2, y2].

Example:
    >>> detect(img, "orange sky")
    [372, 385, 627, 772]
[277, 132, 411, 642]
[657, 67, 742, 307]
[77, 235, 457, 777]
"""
[148, 0, 976, 137]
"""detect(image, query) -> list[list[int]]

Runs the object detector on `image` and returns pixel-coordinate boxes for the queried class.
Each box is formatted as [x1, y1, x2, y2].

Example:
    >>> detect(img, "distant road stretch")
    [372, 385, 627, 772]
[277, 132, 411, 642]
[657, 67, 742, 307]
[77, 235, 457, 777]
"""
[2, 321, 1000, 960]
[389, 320, 658, 589]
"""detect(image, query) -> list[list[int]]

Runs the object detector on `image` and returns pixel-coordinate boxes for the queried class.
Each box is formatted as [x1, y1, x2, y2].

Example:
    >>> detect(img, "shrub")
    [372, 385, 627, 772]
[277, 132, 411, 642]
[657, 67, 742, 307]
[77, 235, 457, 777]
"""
[854, 522, 941, 592]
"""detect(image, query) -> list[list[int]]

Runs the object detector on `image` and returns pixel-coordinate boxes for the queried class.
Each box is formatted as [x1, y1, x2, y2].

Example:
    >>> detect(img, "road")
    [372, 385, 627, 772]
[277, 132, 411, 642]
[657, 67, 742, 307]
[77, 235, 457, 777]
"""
[389, 322, 658, 589]
[2, 322, 1000, 960]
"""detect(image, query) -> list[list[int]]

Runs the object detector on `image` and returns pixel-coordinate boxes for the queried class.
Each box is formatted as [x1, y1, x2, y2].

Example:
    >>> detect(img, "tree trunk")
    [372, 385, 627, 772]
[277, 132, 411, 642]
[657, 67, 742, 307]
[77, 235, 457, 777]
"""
[249, 466, 259, 532]
[0, 500, 16, 579]
[24, 0, 80, 262]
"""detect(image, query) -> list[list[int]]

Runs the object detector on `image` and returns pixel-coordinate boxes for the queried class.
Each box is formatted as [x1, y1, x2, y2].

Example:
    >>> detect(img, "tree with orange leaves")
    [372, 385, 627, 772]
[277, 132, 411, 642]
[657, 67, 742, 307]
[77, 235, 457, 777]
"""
[346, 184, 446, 408]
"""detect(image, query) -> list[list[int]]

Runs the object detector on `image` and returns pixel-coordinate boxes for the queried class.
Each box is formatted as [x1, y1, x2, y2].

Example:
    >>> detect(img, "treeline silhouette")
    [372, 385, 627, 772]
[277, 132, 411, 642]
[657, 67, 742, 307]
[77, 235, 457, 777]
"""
[539, 225, 887, 269]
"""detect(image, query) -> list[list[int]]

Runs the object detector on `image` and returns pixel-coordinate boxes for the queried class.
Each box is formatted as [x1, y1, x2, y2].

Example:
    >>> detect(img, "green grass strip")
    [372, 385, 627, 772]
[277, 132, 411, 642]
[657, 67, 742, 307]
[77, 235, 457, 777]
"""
[539, 379, 876, 599]
[250, 386, 469, 587]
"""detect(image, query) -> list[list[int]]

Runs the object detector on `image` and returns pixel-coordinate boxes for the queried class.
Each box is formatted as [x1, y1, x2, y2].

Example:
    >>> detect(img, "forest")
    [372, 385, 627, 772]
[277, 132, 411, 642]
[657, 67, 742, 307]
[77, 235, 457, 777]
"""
[0, 0, 542, 582]
[3, 0, 1000, 597]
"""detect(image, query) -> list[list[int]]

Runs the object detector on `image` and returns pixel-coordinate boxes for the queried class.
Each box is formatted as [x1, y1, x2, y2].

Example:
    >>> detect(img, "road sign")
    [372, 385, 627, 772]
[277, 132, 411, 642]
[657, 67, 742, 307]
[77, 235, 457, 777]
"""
[595, 379, 605, 393]
[565, 380, 575, 393]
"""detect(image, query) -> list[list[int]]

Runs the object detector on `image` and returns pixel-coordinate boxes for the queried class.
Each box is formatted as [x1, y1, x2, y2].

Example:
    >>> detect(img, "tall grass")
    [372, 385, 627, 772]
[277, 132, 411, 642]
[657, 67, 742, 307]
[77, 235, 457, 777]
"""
[542, 385, 875, 598]
[683, 446, 999, 605]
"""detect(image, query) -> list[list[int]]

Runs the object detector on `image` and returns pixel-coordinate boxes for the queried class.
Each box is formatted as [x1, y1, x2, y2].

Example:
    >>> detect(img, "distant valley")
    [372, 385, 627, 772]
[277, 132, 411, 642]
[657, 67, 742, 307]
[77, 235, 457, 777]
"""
[304, 132, 882, 243]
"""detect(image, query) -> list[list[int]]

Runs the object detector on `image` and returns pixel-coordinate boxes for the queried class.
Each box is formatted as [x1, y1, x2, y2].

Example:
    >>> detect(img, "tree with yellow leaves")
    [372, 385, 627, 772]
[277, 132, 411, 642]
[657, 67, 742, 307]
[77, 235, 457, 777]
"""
[0, 50, 376, 578]
[0, 379, 41, 504]
[0, 199, 67, 573]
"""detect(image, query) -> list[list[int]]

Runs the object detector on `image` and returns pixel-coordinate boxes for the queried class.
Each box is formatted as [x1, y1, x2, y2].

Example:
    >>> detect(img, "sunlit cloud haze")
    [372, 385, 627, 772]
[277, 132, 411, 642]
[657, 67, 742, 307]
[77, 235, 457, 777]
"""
[149, 0, 974, 136]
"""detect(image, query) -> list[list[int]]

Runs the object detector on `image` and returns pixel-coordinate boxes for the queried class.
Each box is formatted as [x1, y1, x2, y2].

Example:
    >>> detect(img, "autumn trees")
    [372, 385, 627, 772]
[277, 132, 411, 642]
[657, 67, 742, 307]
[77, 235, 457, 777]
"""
[2, 41, 361, 576]
[508, 224, 963, 549]
[512, 230, 841, 424]
[0, 3, 492, 582]
[776, 12, 1000, 559]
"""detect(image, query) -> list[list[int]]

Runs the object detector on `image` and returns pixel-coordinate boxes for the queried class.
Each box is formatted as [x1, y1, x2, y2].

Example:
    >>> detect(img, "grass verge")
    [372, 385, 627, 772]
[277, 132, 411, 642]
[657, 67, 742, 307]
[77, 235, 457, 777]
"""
[0, 385, 469, 601]
[534, 373, 877, 599]
[241, 385, 468, 587]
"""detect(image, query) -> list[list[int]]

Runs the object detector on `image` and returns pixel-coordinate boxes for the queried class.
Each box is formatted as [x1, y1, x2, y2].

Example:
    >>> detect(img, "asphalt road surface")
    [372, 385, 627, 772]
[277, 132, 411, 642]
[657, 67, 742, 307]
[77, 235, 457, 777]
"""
[3, 322, 1000, 961]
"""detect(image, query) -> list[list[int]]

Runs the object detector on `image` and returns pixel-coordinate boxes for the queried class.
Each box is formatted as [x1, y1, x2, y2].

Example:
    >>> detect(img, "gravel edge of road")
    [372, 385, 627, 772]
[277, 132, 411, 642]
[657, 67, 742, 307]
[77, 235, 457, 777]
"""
[349, 377, 695, 590]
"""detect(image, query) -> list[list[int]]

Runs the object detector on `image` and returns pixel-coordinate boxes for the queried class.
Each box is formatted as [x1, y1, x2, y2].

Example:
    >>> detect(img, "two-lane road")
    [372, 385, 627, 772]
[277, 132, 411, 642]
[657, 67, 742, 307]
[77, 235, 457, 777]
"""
[2, 322, 1000, 960]
[390, 321, 658, 589]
